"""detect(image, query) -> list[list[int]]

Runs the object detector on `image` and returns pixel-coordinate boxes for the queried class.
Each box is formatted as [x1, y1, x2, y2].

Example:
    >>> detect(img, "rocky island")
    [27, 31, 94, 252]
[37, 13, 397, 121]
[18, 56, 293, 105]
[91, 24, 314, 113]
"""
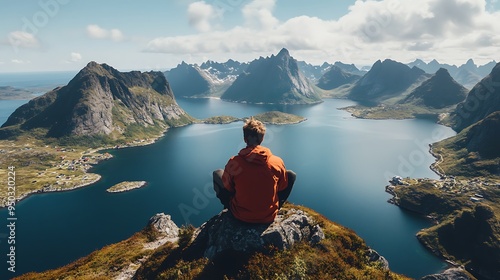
[202, 111, 306, 125]
[106, 181, 147, 193]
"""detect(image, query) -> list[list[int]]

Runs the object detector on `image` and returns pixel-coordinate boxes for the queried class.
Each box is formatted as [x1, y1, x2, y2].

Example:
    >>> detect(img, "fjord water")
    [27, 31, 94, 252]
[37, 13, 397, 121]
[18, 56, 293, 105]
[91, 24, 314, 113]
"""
[0, 98, 456, 278]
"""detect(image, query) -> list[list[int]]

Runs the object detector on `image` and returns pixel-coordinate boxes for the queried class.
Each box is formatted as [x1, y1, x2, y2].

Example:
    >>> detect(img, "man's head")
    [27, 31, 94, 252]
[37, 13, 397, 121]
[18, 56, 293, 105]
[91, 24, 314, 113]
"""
[243, 117, 266, 146]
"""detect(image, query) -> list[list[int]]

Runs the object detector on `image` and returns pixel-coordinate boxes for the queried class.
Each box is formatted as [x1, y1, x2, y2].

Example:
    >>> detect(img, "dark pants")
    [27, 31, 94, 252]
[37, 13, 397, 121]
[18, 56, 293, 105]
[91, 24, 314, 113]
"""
[213, 169, 296, 209]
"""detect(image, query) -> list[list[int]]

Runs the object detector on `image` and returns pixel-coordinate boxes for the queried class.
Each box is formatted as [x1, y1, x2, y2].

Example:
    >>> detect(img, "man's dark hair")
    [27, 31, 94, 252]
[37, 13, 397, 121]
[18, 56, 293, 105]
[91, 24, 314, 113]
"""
[243, 117, 266, 145]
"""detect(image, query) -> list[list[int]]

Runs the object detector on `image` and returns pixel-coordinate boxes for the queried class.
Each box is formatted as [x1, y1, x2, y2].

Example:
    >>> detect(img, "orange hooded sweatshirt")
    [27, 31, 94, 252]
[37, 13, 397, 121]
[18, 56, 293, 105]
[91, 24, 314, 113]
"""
[222, 145, 288, 223]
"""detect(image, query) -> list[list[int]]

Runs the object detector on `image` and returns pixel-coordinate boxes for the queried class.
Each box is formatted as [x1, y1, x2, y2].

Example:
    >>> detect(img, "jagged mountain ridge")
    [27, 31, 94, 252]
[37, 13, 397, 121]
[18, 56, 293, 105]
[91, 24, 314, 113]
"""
[449, 62, 500, 132]
[200, 59, 248, 79]
[165, 59, 248, 98]
[401, 68, 468, 109]
[348, 59, 429, 103]
[297, 61, 366, 82]
[221, 48, 322, 104]
[407, 59, 497, 89]
[296, 61, 332, 81]
[1, 62, 191, 138]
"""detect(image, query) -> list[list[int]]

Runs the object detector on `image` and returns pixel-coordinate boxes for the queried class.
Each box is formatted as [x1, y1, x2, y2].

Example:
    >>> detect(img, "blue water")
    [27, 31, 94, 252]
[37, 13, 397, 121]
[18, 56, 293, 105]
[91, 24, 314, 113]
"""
[0, 100, 29, 126]
[0, 90, 457, 279]
[0, 71, 76, 89]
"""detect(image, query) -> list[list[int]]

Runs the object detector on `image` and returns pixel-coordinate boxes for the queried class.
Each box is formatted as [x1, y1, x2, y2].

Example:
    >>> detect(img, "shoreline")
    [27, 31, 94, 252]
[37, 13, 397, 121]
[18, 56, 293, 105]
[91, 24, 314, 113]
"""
[0, 126, 171, 209]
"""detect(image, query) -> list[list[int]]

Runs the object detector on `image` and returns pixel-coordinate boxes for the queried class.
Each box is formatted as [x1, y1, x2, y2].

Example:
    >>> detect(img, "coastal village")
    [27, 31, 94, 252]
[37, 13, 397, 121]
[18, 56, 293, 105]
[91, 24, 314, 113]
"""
[0, 137, 159, 207]
[387, 175, 500, 199]
[386, 175, 500, 210]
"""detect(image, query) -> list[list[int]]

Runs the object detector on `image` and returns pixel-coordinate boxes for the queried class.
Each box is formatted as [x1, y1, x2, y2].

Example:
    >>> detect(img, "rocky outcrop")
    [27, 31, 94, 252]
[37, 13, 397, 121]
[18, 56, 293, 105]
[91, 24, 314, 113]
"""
[420, 268, 475, 280]
[192, 208, 325, 259]
[366, 248, 390, 270]
[148, 213, 179, 238]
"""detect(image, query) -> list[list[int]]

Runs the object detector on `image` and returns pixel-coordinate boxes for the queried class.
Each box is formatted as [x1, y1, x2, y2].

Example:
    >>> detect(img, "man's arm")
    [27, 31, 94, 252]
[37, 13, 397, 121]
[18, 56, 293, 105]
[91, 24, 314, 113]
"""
[277, 161, 288, 192]
[222, 158, 239, 193]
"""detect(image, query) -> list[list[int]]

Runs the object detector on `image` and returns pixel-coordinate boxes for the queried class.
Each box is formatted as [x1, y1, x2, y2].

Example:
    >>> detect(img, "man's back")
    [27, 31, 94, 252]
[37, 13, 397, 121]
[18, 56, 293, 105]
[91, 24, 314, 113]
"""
[223, 145, 288, 223]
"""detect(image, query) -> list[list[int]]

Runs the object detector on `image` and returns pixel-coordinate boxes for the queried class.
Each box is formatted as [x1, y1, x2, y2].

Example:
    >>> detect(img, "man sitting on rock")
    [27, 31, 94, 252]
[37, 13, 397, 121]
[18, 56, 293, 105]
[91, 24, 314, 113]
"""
[213, 117, 296, 224]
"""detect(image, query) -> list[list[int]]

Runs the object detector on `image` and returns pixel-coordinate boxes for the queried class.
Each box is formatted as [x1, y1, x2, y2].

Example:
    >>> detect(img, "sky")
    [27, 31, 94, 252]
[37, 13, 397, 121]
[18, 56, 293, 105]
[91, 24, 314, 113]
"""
[1, 0, 499, 73]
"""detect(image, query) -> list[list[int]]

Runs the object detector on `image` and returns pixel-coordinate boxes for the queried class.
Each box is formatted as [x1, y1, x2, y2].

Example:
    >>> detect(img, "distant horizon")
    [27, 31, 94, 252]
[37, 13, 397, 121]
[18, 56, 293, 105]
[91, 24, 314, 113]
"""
[0, 55, 497, 74]
[1, 1, 499, 73]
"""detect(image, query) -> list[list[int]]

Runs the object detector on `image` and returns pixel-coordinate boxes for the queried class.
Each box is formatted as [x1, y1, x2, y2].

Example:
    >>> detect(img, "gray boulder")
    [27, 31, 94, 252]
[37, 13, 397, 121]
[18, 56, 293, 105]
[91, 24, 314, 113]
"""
[148, 213, 179, 238]
[420, 268, 474, 280]
[366, 248, 390, 270]
[193, 208, 325, 259]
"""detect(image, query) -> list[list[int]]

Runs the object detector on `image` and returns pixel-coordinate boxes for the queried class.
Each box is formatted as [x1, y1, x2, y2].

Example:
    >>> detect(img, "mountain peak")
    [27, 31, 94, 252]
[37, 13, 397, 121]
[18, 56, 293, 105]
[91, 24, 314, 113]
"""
[465, 58, 475, 66]
[277, 48, 290, 57]
[85, 61, 99, 68]
[402, 66, 467, 109]
[435, 67, 451, 77]
[221, 49, 321, 104]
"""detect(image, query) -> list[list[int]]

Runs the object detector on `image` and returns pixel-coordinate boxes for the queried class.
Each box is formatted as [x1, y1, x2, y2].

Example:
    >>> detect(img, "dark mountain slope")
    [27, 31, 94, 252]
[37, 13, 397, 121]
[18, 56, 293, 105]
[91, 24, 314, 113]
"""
[164, 61, 211, 97]
[449, 62, 500, 132]
[402, 68, 468, 109]
[434, 111, 500, 177]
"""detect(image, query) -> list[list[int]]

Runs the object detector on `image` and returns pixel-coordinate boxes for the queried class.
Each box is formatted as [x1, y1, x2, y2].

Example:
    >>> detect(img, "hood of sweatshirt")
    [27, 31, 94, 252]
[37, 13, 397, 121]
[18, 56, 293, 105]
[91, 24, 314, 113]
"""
[238, 145, 271, 165]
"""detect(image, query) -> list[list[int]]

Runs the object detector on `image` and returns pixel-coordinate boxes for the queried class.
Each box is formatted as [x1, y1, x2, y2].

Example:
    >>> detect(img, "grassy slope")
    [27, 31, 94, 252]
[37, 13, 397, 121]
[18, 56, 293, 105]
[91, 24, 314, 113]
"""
[432, 128, 500, 179]
[15, 205, 410, 280]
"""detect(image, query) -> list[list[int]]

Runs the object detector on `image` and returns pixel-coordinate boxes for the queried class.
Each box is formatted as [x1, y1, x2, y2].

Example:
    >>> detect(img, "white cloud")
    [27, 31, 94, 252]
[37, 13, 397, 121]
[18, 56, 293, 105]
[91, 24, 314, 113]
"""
[110, 29, 124, 41]
[7, 31, 40, 49]
[87, 24, 107, 39]
[188, 1, 218, 32]
[86, 24, 124, 42]
[145, 0, 500, 66]
[69, 52, 82, 62]
[242, 0, 279, 29]
[11, 59, 31, 64]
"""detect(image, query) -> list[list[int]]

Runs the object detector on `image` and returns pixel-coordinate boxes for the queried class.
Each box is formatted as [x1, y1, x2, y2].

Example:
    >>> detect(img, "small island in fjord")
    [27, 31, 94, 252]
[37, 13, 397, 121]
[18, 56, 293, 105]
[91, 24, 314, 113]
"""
[106, 181, 147, 193]
[202, 111, 306, 125]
